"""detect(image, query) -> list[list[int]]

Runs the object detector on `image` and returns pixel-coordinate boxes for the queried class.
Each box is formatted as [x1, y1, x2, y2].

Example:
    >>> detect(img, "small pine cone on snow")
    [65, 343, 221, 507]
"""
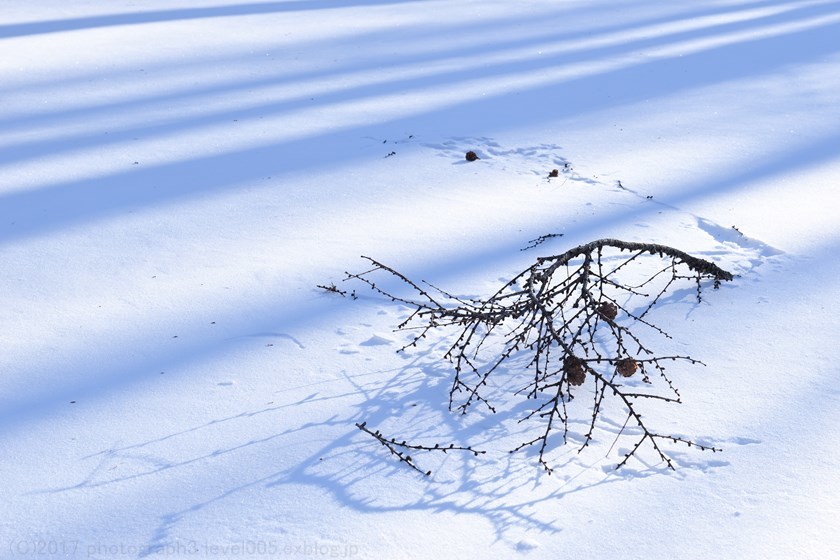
[465, 150, 479, 161]
[564, 355, 586, 386]
[596, 302, 618, 321]
[616, 358, 638, 377]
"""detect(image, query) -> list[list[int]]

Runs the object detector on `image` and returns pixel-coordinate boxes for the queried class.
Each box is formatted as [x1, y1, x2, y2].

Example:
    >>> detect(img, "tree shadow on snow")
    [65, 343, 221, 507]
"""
[0, 1, 428, 39]
[2, 0, 839, 245]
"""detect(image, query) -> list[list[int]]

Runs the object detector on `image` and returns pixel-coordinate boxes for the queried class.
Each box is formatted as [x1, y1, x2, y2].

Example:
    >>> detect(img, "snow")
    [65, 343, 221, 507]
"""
[1, 0, 839, 558]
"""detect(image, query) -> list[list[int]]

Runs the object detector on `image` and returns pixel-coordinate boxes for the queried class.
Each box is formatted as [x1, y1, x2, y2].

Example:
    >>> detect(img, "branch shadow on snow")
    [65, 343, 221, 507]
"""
[178, 283, 742, 548]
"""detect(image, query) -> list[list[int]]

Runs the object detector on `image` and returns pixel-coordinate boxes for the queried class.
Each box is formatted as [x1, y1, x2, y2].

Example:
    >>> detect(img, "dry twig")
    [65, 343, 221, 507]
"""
[345, 239, 733, 473]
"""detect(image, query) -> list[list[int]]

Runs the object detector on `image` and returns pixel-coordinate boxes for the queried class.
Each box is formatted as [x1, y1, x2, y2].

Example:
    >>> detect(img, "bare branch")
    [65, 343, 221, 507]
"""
[355, 422, 485, 477]
[344, 239, 732, 473]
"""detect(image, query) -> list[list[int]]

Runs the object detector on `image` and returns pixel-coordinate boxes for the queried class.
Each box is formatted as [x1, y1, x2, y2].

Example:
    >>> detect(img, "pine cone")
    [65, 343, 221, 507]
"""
[548, 169, 559, 178]
[596, 302, 618, 321]
[564, 355, 586, 386]
[465, 151, 479, 161]
[616, 358, 638, 377]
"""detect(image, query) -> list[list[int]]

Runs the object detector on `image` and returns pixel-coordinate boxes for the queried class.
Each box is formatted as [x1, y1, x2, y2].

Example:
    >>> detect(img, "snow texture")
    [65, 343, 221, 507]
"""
[1, 0, 839, 558]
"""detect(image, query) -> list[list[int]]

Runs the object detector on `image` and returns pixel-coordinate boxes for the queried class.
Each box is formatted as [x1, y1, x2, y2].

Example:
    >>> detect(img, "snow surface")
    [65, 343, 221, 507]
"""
[2, 0, 839, 558]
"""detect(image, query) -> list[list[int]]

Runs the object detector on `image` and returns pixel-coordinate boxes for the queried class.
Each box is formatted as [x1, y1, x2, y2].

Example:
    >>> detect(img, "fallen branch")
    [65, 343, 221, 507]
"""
[355, 422, 485, 476]
[345, 239, 732, 473]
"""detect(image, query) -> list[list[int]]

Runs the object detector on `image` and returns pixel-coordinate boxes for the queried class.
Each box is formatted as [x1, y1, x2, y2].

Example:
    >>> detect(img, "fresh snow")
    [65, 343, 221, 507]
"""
[1, 1, 839, 558]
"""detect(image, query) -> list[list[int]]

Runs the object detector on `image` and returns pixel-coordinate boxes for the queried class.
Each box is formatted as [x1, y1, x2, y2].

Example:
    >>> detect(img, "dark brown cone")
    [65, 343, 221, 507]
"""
[596, 302, 618, 321]
[616, 358, 638, 377]
[465, 151, 479, 162]
[548, 169, 559, 177]
[564, 355, 586, 386]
